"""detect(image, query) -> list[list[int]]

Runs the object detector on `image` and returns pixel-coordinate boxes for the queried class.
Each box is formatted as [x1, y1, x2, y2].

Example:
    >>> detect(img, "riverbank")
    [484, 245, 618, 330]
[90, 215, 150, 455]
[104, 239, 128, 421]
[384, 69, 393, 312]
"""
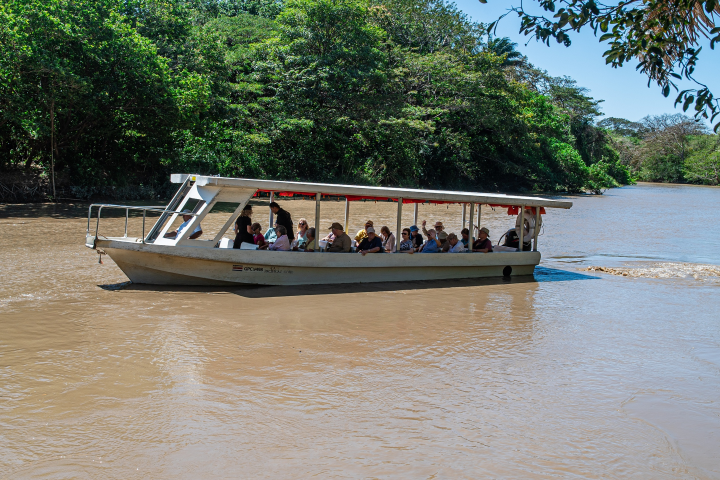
[0, 175, 176, 203]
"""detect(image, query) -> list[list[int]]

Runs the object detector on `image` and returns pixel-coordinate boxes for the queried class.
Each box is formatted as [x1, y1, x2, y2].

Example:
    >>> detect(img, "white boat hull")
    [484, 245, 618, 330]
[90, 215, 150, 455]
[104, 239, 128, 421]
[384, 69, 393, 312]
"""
[94, 237, 541, 286]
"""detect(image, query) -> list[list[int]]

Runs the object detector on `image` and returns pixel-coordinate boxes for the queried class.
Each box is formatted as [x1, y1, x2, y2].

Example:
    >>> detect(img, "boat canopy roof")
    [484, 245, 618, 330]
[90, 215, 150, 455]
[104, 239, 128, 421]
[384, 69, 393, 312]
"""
[171, 174, 573, 209]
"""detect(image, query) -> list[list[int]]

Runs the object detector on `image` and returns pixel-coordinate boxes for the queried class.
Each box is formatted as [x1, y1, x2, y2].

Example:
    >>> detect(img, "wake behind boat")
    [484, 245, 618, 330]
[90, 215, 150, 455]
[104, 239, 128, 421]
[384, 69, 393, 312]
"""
[85, 175, 572, 285]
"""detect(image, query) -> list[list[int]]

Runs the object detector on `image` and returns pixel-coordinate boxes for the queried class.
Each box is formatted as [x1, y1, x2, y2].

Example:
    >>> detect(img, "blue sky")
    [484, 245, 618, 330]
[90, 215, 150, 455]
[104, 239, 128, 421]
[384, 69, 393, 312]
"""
[456, 0, 720, 124]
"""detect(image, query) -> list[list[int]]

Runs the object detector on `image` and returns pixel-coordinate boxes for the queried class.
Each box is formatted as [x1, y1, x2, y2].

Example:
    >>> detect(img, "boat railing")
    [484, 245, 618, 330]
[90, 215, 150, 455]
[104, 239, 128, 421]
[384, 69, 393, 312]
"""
[86, 204, 198, 248]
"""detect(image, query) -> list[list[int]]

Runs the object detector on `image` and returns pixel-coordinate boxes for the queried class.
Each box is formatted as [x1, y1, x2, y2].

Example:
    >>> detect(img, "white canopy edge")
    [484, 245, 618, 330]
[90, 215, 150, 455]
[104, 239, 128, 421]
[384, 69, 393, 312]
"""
[171, 174, 573, 209]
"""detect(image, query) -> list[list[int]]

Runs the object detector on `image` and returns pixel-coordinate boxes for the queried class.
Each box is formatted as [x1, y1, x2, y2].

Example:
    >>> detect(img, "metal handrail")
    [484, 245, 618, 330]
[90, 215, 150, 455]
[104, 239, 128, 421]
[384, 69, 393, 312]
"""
[86, 203, 198, 246]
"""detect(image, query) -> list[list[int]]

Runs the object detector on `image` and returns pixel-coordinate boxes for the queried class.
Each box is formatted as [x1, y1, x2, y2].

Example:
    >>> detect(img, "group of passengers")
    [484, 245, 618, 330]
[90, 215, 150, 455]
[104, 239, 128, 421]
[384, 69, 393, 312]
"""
[165, 200, 523, 255]
[396, 220, 493, 254]
[221, 201, 497, 254]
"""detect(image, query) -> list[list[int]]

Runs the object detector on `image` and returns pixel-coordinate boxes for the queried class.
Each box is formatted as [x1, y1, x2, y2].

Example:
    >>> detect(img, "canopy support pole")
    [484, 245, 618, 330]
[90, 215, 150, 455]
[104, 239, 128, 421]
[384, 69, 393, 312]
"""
[461, 203, 466, 231]
[413, 203, 419, 225]
[268, 191, 274, 228]
[344, 197, 350, 232]
[468, 202, 475, 252]
[476, 204, 482, 235]
[533, 208, 540, 251]
[518, 205, 525, 252]
[395, 197, 403, 254]
[315, 193, 321, 253]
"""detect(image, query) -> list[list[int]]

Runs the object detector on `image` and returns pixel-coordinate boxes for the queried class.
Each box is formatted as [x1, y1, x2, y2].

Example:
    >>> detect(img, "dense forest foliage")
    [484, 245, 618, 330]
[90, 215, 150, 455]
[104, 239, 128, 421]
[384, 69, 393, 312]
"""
[1, 0, 638, 200]
[601, 114, 720, 186]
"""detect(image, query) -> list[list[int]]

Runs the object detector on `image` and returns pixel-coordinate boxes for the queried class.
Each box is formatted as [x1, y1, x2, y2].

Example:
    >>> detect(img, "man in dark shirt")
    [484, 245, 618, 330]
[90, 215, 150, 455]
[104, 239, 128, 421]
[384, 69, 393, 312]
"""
[472, 227, 493, 253]
[357, 227, 383, 255]
[269, 202, 294, 241]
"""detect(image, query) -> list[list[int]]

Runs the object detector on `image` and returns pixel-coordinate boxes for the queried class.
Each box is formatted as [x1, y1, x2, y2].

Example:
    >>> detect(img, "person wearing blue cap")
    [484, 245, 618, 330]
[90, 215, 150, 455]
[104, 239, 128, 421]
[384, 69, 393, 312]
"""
[409, 225, 423, 252]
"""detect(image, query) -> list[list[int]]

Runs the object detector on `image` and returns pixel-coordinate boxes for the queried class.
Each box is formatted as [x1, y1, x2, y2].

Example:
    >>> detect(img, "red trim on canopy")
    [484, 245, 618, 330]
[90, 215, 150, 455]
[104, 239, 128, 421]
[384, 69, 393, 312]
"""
[250, 190, 547, 211]
[345, 195, 393, 202]
[488, 205, 546, 216]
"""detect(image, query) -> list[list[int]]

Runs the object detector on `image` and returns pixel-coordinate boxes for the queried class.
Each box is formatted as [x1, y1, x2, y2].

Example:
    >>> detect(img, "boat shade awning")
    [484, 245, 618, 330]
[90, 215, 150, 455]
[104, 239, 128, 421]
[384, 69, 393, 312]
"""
[172, 174, 572, 209]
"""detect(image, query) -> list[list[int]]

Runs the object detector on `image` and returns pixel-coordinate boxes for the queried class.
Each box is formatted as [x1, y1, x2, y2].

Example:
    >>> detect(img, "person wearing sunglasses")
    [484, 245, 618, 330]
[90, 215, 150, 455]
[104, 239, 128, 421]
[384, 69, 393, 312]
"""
[418, 229, 441, 253]
[292, 218, 309, 249]
[398, 228, 414, 254]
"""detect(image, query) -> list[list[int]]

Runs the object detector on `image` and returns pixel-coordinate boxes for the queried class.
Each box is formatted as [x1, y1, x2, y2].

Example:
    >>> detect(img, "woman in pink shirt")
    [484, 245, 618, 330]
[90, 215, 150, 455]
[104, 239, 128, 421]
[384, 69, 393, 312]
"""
[268, 225, 291, 251]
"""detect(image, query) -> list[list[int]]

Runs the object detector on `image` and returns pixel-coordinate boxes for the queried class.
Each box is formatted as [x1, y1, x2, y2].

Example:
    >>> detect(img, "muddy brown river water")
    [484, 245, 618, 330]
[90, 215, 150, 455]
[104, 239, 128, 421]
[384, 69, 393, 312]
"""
[1, 183, 719, 479]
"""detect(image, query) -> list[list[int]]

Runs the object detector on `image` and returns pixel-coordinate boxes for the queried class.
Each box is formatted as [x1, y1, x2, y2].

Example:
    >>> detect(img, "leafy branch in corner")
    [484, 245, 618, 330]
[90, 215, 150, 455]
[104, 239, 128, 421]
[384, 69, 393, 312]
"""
[480, 0, 720, 131]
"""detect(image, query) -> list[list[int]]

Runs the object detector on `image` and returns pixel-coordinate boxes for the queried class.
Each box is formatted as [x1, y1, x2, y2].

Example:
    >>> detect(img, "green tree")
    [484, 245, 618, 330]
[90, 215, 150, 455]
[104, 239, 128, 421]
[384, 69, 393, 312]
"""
[598, 117, 646, 138]
[1, 0, 635, 198]
[485, 36, 524, 66]
[685, 134, 720, 184]
[636, 113, 707, 182]
[371, 0, 485, 55]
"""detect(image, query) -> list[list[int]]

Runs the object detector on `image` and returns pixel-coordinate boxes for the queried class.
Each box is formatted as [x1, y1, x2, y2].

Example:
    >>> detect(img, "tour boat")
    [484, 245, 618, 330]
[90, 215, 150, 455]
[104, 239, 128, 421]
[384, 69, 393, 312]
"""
[85, 174, 572, 286]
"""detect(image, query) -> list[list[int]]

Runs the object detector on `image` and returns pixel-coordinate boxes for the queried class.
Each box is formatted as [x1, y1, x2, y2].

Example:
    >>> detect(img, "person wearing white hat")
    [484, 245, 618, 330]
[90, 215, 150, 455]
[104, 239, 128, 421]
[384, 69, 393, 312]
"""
[164, 209, 202, 239]
[357, 226, 383, 256]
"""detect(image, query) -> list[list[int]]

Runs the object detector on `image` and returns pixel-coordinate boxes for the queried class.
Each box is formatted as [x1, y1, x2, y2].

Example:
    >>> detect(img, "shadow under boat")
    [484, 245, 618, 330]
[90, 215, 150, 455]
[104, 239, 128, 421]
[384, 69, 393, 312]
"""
[98, 266, 599, 298]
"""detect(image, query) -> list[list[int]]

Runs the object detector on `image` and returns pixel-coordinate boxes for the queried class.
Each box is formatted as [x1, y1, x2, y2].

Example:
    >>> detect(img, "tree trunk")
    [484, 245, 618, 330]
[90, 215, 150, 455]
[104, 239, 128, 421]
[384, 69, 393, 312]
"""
[50, 96, 56, 201]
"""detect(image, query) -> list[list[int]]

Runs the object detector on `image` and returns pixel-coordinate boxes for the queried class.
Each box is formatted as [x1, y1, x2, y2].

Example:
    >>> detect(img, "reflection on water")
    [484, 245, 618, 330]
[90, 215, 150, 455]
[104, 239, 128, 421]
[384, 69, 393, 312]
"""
[1, 183, 719, 478]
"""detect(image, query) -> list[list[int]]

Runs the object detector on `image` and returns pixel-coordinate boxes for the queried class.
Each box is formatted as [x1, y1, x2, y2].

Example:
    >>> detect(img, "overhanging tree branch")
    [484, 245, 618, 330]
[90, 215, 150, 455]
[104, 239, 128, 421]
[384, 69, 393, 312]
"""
[481, 0, 720, 131]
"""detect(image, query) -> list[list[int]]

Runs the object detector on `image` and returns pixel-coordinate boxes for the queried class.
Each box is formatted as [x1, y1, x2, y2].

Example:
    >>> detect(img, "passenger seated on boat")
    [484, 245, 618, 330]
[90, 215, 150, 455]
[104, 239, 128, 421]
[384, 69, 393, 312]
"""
[292, 218, 308, 249]
[269, 202, 295, 241]
[327, 222, 352, 252]
[418, 229, 440, 253]
[398, 228, 414, 254]
[251, 223, 266, 248]
[267, 225, 291, 251]
[460, 228, 470, 248]
[264, 225, 277, 243]
[472, 227, 493, 253]
[380, 226, 396, 253]
[321, 230, 335, 243]
[446, 233, 466, 253]
[303, 228, 316, 252]
[422, 220, 448, 246]
[233, 205, 254, 249]
[409, 225, 423, 251]
[164, 210, 202, 239]
[354, 220, 374, 245]
[259, 221, 279, 249]
[357, 227, 383, 256]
